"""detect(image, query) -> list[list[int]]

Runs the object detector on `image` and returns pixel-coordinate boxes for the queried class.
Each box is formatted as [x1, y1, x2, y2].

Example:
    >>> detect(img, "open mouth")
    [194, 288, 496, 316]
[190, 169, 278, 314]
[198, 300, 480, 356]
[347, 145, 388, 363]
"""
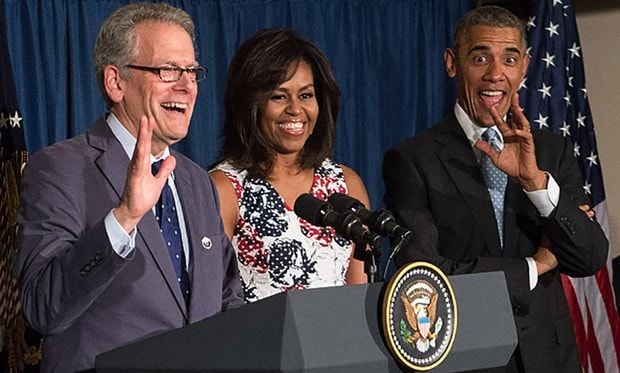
[161, 102, 188, 114]
[479, 90, 505, 107]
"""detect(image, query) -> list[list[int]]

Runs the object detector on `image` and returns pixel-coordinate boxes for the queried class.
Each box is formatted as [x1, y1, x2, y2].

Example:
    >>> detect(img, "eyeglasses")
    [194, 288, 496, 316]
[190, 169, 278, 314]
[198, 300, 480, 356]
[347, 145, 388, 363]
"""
[125, 64, 207, 82]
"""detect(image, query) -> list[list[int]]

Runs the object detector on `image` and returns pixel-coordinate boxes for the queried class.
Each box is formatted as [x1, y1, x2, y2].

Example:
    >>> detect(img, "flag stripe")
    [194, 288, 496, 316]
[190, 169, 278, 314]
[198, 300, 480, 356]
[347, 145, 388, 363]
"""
[561, 275, 589, 370]
[522, 1, 620, 371]
[586, 303, 605, 373]
[594, 264, 620, 369]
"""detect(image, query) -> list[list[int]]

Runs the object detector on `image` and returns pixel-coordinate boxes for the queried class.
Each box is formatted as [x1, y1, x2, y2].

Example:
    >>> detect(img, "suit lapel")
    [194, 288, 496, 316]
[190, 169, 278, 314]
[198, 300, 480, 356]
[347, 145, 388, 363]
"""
[89, 118, 129, 200]
[502, 179, 520, 257]
[435, 116, 503, 257]
[172, 155, 213, 321]
[88, 118, 188, 318]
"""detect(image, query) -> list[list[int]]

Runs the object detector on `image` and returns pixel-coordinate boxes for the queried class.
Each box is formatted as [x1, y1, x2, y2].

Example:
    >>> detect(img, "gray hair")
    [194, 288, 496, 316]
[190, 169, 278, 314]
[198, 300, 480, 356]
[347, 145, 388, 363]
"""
[452, 6, 526, 52]
[94, 2, 195, 106]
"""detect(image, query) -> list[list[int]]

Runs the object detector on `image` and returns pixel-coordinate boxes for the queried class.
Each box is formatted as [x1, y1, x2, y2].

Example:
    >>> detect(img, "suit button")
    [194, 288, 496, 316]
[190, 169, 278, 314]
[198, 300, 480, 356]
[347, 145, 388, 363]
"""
[80, 270, 86, 276]
[95, 253, 103, 262]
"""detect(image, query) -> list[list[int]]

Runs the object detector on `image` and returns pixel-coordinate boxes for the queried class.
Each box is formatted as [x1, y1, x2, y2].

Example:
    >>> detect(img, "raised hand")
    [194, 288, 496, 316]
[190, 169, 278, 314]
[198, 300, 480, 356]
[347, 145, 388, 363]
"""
[112, 116, 176, 233]
[475, 93, 547, 191]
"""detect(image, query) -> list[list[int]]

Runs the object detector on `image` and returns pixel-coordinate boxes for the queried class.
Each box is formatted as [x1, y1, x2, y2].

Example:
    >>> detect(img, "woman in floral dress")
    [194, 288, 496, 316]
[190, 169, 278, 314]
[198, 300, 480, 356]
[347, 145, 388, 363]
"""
[210, 28, 369, 302]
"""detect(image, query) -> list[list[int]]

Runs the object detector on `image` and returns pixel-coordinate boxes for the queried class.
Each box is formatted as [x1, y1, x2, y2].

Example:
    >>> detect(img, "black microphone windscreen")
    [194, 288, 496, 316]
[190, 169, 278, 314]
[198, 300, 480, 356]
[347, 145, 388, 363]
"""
[294, 193, 331, 227]
[327, 193, 371, 221]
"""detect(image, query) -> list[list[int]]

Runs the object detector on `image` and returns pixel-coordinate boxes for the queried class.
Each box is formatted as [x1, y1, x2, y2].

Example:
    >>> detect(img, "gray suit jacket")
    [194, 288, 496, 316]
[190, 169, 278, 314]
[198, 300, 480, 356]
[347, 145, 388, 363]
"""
[383, 112, 608, 372]
[17, 118, 244, 372]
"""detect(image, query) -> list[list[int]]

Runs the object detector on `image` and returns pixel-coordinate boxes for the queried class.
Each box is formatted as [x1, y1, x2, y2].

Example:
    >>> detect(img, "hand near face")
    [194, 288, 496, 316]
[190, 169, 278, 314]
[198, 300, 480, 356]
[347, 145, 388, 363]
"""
[113, 116, 176, 233]
[475, 93, 547, 191]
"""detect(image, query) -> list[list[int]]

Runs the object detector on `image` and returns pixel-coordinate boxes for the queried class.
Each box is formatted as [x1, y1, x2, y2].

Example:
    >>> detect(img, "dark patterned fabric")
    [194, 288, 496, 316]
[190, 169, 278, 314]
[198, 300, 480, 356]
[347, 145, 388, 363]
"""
[214, 158, 353, 302]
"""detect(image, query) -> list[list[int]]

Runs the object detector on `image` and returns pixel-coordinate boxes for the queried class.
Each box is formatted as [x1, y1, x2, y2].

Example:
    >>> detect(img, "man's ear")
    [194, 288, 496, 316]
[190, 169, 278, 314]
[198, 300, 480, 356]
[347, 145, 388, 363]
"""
[103, 65, 124, 104]
[521, 53, 530, 79]
[444, 48, 457, 78]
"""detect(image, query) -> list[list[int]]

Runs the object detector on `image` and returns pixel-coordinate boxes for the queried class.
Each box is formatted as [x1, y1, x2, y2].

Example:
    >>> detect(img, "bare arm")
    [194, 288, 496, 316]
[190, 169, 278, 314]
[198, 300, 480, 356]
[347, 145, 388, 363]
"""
[209, 169, 240, 240]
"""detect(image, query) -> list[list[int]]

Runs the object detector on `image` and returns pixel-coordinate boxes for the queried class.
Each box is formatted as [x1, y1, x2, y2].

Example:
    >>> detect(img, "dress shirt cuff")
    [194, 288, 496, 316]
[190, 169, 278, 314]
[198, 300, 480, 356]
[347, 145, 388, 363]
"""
[104, 210, 136, 258]
[524, 171, 559, 217]
[526, 257, 538, 290]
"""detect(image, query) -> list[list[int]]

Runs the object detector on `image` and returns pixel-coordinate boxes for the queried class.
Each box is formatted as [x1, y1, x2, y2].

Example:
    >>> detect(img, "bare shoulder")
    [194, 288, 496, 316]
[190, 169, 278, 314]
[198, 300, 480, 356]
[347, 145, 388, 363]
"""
[340, 164, 371, 208]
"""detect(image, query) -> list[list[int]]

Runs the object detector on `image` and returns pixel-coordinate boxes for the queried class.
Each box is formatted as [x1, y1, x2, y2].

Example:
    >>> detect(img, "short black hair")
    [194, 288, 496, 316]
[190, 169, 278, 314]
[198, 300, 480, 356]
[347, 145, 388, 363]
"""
[452, 5, 526, 51]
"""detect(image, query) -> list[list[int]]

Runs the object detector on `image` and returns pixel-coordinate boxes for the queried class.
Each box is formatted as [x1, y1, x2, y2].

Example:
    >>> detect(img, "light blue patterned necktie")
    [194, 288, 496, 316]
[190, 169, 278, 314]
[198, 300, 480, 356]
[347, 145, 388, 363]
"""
[480, 128, 508, 248]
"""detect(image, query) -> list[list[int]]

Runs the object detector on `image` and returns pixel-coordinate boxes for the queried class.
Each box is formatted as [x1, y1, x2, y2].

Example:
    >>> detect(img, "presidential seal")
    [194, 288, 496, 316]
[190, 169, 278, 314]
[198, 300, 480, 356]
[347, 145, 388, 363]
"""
[382, 262, 457, 371]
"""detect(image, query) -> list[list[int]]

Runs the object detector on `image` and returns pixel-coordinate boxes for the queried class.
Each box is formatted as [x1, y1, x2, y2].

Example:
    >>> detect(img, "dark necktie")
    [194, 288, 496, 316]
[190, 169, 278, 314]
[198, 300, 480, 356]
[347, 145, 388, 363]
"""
[480, 128, 508, 248]
[151, 160, 190, 304]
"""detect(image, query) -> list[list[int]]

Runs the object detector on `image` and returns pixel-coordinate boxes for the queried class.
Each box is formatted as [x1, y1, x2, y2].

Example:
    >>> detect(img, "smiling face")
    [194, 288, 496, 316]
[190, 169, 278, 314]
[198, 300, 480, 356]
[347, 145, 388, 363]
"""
[260, 61, 319, 157]
[445, 25, 529, 127]
[108, 21, 198, 156]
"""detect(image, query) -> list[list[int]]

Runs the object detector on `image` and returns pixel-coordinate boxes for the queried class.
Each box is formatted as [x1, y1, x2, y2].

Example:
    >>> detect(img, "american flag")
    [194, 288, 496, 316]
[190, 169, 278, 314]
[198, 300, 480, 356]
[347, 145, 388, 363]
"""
[0, 4, 40, 372]
[520, 0, 620, 371]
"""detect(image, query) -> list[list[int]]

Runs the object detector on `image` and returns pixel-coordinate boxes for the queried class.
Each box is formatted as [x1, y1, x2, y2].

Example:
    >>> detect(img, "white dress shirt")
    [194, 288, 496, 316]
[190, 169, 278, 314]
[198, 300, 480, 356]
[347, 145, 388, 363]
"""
[454, 103, 559, 289]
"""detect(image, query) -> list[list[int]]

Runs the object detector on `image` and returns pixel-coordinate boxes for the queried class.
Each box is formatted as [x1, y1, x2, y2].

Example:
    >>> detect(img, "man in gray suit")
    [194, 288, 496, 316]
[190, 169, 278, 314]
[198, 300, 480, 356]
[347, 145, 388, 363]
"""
[16, 3, 243, 371]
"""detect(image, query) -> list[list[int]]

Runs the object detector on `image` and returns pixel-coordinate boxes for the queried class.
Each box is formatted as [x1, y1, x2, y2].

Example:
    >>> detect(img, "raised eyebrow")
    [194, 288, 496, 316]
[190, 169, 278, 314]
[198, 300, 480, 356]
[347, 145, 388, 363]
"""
[467, 45, 491, 55]
[467, 45, 523, 56]
[504, 47, 522, 55]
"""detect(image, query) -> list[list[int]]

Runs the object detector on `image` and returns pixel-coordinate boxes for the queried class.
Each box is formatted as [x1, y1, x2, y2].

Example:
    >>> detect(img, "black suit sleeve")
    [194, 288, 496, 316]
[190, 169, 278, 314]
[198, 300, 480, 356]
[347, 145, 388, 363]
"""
[538, 134, 608, 277]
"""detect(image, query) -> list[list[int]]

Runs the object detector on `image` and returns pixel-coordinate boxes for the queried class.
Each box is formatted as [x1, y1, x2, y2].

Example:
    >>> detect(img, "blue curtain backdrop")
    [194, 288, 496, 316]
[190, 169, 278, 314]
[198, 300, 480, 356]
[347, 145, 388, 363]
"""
[2, 0, 471, 212]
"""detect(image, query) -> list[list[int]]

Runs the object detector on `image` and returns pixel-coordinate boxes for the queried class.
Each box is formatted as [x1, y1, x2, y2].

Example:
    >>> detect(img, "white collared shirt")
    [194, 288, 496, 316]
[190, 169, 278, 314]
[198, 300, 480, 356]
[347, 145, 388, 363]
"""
[453, 103, 559, 214]
[454, 103, 560, 289]
[103, 113, 190, 269]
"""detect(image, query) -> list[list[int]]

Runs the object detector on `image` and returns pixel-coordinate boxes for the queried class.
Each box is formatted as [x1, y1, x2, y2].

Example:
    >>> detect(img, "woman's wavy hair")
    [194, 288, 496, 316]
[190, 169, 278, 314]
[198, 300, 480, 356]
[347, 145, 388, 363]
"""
[216, 28, 340, 176]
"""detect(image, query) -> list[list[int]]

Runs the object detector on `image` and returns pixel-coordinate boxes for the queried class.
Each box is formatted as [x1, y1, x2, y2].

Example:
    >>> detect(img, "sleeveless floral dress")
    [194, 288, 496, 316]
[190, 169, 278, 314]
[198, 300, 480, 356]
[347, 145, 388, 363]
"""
[213, 159, 354, 302]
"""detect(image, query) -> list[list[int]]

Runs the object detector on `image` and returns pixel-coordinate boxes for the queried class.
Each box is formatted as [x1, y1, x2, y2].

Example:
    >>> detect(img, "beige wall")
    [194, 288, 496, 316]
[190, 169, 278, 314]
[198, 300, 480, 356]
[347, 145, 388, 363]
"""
[575, 1, 620, 257]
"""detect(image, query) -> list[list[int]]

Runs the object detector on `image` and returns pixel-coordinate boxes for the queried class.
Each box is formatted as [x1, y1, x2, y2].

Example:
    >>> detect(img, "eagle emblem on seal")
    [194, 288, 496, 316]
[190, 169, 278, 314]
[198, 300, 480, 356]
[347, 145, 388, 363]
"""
[400, 280, 443, 353]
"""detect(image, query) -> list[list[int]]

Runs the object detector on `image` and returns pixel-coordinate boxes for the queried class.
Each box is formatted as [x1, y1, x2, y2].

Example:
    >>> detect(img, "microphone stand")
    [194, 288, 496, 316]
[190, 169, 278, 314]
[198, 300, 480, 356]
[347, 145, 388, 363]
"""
[356, 238, 379, 283]
[382, 235, 407, 281]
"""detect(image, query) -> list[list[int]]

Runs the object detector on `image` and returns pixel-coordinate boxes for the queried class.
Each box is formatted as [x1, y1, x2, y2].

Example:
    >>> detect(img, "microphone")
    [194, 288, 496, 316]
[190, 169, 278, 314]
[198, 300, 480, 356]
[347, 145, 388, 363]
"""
[327, 193, 412, 240]
[294, 193, 382, 248]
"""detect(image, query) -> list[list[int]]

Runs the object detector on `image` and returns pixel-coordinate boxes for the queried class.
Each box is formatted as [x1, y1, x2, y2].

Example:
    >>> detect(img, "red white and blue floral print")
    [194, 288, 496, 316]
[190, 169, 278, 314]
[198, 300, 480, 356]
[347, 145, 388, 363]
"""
[214, 159, 353, 302]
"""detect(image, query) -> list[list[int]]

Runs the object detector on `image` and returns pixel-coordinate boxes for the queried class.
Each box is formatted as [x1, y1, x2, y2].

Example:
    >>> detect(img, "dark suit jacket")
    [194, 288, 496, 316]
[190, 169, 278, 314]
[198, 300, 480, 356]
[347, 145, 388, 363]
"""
[17, 118, 244, 372]
[383, 112, 608, 372]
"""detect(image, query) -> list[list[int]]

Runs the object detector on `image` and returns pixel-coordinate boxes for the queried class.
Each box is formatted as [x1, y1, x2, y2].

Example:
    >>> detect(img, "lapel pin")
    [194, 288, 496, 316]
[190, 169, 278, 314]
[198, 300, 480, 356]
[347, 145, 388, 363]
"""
[201, 236, 212, 250]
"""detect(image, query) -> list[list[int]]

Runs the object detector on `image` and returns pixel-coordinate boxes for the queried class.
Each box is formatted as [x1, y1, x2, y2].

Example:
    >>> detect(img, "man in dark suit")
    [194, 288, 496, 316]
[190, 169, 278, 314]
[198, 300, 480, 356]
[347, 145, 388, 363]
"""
[16, 3, 243, 372]
[383, 6, 608, 372]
